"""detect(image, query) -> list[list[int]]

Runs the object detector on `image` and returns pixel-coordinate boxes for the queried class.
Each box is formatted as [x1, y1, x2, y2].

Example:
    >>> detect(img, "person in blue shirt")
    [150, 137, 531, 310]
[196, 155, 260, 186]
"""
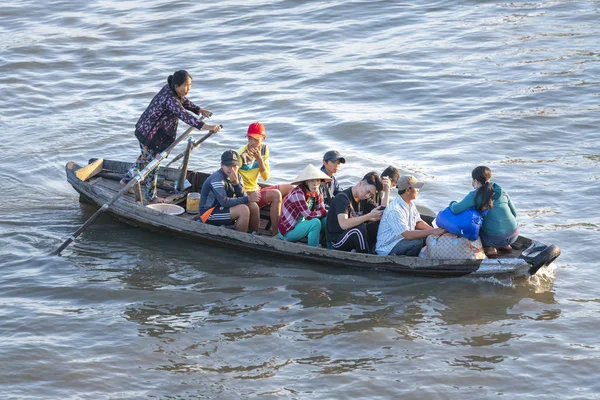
[449, 166, 519, 258]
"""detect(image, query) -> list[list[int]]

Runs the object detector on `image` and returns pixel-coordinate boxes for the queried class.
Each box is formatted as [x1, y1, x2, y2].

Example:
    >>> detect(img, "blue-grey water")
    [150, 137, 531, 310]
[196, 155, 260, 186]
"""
[1, 1, 599, 398]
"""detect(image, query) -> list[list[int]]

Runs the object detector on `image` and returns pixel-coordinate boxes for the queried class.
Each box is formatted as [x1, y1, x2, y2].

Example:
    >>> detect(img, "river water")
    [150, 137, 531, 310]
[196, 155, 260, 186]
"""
[1, 1, 599, 399]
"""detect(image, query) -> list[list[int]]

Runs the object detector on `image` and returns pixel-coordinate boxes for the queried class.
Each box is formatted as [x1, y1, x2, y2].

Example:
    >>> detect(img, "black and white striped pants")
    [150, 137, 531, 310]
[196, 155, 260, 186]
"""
[330, 223, 373, 253]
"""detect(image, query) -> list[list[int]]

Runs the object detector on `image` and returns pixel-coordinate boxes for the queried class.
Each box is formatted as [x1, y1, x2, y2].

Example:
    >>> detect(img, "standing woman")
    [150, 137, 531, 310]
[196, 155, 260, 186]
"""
[121, 70, 221, 203]
[449, 166, 519, 258]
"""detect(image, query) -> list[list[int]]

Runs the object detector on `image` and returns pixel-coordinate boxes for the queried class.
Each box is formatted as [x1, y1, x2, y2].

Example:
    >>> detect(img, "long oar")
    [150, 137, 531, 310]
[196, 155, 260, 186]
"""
[55, 124, 220, 255]
[166, 132, 213, 168]
[166, 113, 213, 168]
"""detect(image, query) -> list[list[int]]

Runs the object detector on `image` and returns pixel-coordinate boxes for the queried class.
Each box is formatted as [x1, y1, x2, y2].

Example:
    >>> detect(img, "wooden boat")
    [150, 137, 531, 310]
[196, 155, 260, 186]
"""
[64, 158, 560, 278]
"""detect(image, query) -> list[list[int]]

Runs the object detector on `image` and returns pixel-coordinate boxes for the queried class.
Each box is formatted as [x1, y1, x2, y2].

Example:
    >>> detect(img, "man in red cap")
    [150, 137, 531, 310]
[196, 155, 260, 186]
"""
[237, 122, 294, 235]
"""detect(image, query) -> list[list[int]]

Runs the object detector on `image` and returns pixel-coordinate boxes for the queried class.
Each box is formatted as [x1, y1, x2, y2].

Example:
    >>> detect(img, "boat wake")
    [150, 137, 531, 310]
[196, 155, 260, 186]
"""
[467, 262, 557, 289]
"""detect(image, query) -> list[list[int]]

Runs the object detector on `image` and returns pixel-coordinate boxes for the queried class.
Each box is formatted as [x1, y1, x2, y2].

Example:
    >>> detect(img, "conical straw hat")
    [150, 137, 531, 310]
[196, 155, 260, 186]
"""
[291, 164, 332, 185]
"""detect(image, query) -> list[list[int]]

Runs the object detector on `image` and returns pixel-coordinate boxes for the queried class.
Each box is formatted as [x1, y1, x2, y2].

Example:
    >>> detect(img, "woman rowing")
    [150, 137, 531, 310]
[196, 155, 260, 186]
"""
[121, 70, 222, 203]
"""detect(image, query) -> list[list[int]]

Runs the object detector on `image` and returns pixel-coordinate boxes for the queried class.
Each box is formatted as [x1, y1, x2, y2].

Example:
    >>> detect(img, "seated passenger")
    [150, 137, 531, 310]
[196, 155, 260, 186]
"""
[376, 165, 400, 206]
[368, 165, 401, 249]
[277, 164, 330, 247]
[376, 175, 445, 256]
[326, 172, 385, 253]
[199, 150, 260, 232]
[319, 150, 346, 209]
[449, 166, 519, 258]
[237, 122, 294, 234]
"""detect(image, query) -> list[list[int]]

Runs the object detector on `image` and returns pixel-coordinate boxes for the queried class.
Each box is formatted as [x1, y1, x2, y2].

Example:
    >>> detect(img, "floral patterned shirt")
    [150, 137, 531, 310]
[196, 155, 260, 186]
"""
[134, 84, 205, 152]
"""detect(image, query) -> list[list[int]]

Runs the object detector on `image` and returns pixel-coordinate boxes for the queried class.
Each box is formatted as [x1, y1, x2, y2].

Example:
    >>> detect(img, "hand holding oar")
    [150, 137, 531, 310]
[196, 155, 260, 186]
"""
[54, 124, 222, 255]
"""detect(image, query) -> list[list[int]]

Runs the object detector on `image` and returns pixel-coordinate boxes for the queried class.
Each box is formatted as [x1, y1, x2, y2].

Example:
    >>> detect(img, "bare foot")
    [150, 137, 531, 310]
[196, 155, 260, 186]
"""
[498, 245, 513, 253]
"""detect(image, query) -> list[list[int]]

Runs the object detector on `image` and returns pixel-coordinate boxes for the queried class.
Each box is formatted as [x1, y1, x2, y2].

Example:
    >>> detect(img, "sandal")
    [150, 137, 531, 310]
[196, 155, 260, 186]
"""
[485, 247, 498, 259]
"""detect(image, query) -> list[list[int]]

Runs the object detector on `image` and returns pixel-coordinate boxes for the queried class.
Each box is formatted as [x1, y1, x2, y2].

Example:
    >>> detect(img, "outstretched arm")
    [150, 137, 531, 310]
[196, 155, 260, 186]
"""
[449, 191, 476, 214]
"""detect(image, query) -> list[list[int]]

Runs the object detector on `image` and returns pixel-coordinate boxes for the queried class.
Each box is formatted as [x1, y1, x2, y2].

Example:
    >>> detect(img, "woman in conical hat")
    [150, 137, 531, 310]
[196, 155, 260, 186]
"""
[277, 164, 331, 247]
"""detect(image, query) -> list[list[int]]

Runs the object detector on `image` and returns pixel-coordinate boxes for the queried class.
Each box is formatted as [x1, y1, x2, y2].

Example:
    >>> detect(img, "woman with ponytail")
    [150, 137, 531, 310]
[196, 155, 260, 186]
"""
[121, 70, 221, 202]
[449, 166, 519, 258]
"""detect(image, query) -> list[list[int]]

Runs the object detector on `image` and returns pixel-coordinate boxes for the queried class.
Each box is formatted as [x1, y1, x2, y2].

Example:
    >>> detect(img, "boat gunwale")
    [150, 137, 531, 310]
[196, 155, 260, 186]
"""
[65, 160, 539, 278]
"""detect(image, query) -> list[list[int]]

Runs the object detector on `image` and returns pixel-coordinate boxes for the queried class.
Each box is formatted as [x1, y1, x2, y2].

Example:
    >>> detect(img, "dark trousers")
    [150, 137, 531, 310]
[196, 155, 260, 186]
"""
[389, 238, 425, 257]
[366, 220, 380, 250]
[330, 223, 372, 253]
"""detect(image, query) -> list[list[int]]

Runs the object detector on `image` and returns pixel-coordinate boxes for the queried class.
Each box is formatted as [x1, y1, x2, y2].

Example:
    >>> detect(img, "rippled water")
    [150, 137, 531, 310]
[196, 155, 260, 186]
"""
[1, 0, 599, 398]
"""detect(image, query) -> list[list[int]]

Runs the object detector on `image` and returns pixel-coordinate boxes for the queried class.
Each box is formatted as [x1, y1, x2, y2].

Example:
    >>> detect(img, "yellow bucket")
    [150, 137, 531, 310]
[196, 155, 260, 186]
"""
[186, 192, 200, 214]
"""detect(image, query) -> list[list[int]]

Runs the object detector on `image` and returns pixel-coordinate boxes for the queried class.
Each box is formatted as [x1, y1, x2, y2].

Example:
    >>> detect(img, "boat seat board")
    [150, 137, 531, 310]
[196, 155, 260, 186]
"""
[75, 158, 104, 181]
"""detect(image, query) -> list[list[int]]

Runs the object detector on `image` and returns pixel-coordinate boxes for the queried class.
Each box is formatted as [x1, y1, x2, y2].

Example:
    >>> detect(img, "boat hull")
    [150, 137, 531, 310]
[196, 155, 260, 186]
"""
[65, 160, 559, 278]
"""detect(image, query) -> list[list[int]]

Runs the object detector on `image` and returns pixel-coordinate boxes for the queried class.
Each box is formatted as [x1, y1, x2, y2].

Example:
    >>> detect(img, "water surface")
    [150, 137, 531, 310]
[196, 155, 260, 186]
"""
[0, 0, 599, 398]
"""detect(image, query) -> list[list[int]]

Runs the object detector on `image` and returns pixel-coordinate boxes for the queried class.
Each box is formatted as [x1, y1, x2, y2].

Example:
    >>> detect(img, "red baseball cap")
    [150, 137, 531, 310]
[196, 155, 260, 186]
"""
[246, 122, 266, 138]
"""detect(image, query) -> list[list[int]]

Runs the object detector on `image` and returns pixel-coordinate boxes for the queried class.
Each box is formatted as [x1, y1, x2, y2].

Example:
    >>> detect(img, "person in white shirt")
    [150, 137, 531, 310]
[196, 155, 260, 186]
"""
[376, 175, 445, 256]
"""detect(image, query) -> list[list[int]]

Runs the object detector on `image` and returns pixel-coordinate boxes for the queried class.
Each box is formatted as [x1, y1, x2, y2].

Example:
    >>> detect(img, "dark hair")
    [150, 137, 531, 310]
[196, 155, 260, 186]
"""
[381, 166, 400, 186]
[167, 70, 192, 90]
[300, 182, 318, 210]
[361, 171, 383, 192]
[472, 166, 494, 212]
[301, 181, 312, 193]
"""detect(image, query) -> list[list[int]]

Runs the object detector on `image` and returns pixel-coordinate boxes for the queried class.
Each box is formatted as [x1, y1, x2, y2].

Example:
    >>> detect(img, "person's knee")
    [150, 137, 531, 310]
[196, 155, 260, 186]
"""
[232, 204, 250, 219]
[320, 216, 328, 231]
[279, 184, 295, 197]
[409, 238, 425, 248]
[248, 202, 260, 215]
[309, 218, 321, 231]
[391, 238, 423, 256]
[267, 189, 282, 204]
[406, 239, 425, 256]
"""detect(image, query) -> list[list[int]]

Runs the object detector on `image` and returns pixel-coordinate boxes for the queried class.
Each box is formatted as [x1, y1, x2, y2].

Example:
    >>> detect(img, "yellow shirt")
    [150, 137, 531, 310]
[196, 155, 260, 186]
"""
[237, 144, 270, 191]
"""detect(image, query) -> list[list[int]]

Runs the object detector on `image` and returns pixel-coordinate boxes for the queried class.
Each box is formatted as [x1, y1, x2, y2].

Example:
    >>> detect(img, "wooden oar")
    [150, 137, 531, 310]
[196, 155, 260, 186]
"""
[54, 124, 221, 255]
[166, 134, 211, 168]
